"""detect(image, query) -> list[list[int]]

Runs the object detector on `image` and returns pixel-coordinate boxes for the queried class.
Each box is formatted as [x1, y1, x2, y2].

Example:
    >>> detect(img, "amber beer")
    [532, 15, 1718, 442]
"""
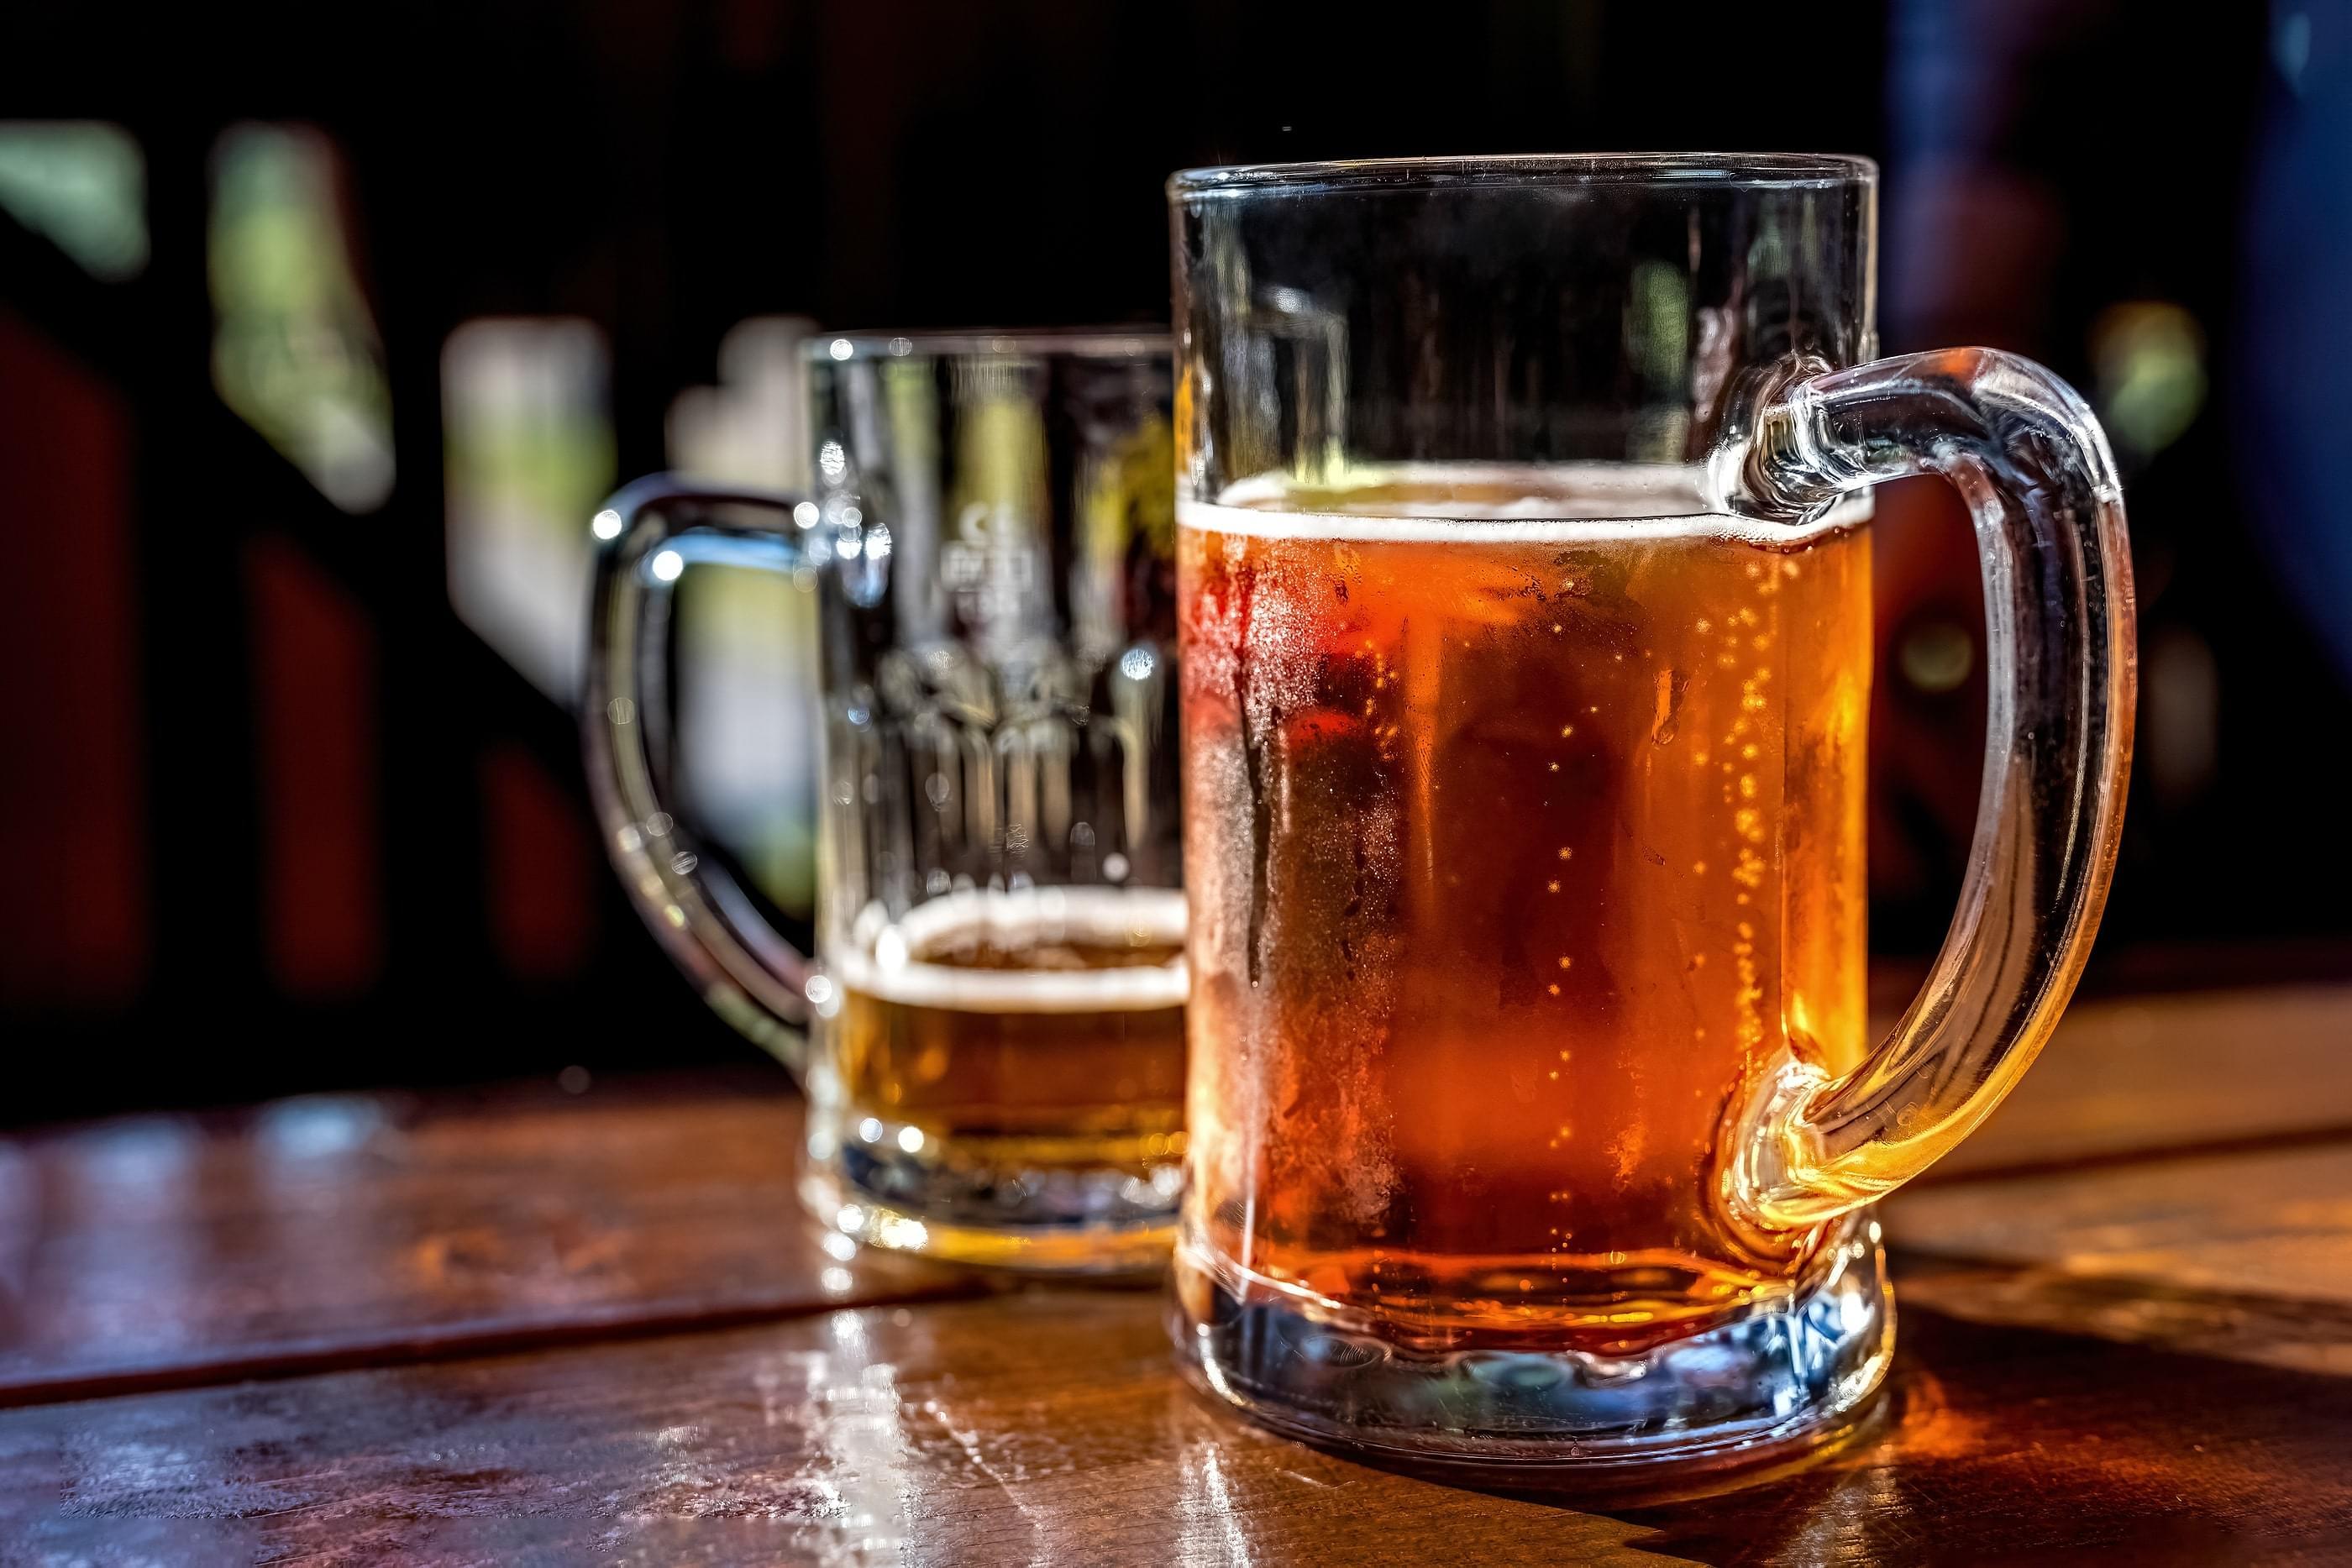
[818, 887, 1189, 1202]
[1176, 469, 1871, 1355]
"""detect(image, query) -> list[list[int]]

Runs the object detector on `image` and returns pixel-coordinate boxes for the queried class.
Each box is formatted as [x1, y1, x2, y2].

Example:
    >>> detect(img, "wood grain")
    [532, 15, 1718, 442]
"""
[1915, 983, 2352, 1179]
[4, 1282, 2351, 1565]
[3, 983, 2349, 1562]
[1893, 1141, 2352, 1301]
[1887, 1138, 2352, 1377]
[0, 1071, 976, 1404]
[1, 982, 2331, 1409]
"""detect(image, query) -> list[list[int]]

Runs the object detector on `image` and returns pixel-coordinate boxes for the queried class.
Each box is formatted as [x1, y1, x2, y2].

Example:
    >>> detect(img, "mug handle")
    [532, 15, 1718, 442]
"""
[1717, 349, 2137, 1230]
[583, 475, 819, 1074]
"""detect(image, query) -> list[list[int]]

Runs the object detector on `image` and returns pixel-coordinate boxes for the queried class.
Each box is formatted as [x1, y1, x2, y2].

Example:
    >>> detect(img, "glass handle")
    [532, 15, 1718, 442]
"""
[1718, 349, 2138, 1230]
[583, 475, 817, 1074]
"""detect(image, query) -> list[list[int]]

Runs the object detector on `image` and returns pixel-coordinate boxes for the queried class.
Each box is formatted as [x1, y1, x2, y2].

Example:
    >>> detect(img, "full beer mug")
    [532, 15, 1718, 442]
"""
[586, 331, 1186, 1274]
[1168, 155, 2133, 1470]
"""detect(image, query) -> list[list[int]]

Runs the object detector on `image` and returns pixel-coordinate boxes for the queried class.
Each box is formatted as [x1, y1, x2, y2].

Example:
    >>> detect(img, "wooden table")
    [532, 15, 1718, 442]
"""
[4, 984, 2350, 1564]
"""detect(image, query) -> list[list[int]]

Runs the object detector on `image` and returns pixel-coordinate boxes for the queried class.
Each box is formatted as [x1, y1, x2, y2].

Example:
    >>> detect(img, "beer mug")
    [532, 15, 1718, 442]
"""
[585, 331, 1186, 1274]
[1168, 156, 2133, 1470]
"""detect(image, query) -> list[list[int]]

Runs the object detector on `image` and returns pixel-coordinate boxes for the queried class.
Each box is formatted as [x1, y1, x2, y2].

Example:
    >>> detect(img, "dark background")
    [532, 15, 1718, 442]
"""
[4, 0, 2348, 1120]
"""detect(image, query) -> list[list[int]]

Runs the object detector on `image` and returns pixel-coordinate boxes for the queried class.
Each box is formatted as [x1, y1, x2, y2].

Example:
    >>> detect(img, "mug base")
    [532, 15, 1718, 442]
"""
[801, 1097, 1184, 1277]
[799, 1164, 1176, 1277]
[1171, 1218, 1893, 1482]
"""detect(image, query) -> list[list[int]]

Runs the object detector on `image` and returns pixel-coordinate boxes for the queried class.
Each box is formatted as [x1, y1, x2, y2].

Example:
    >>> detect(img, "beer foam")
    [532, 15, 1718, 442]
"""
[826, 885, 1189, 1013]
[1185, 462, 1871, 546]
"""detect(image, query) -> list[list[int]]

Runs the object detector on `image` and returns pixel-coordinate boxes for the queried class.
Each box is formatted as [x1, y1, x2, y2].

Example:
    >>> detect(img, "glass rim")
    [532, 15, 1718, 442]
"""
[1168, 152, 1877, 198]
[804, 327, 1172, 363]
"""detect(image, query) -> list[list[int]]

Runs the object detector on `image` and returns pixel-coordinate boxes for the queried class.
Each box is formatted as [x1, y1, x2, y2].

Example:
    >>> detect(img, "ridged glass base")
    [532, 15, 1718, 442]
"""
[1172, 1216, 1893, 1478]
[801, 1110, 1182, 1276]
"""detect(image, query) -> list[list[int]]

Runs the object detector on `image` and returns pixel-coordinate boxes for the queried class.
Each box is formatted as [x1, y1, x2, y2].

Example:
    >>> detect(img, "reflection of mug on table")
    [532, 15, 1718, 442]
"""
[585, 331, 1187, 1274]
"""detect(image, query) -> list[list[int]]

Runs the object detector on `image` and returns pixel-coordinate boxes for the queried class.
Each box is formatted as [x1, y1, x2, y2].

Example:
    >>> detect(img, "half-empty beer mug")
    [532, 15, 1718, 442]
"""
[586, 331, 1186, 1273]
[1168, 156, 2133, 1470]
